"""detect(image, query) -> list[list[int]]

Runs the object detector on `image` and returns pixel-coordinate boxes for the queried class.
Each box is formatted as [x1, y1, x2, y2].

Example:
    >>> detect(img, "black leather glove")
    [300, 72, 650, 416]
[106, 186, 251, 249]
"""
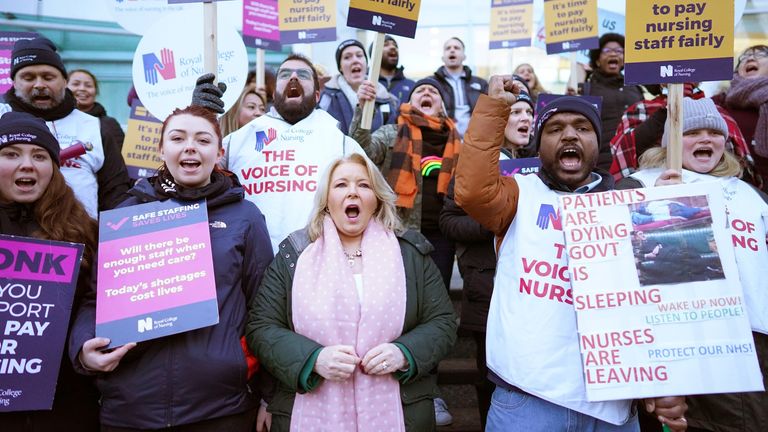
[191, 73, 227, 114]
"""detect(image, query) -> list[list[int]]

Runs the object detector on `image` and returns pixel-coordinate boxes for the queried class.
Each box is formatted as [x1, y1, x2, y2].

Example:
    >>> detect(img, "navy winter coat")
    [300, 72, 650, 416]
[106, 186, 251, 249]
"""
[69, 175, 273, 429]
[318, 75, 398, 135]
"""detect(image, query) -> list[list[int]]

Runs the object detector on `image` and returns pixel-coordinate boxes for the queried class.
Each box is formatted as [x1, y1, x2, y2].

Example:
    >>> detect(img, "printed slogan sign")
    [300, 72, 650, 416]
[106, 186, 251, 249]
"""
[0, 235, 83, 412]
[97, 200, 218, 348]
[347, 0, 422, 39]
[132, 7, 248, 120]
[242, 0, 281, 50]
[543, 0, 598, 54]
[122, 99, 163, 180]
[279, 0, 336, 44]
[624, 0, 734, 84]
[489, 0, 533, 50]
[0, 32, 37, 95]
[559, 183, 762, 400]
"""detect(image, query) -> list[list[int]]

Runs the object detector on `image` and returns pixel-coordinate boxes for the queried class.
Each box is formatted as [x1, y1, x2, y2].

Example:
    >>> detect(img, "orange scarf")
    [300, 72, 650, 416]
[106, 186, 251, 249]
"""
[386, 104, 461, 208]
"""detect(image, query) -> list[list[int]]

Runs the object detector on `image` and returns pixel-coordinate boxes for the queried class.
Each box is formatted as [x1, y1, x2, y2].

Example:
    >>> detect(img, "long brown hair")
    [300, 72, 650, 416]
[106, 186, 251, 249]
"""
[32, 168, 98, 280]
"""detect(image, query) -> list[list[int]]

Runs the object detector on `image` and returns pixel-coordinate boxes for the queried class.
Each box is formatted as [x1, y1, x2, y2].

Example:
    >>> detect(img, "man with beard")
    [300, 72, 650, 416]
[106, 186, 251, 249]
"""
[0, 37, 131, 217]
[196, 54, 365, 252]
[454, 77, 688, 432]
[374, 35, 415, 106]
[432, 37, 488, 138]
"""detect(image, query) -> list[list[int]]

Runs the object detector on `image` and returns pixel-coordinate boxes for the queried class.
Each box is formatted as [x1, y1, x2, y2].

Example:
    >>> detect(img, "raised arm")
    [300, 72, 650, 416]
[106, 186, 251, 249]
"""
[454, 75, 522, 236]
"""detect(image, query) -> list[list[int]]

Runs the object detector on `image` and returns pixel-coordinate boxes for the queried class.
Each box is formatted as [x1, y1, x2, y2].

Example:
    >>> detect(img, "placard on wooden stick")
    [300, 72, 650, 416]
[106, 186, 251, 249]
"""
[624, 0, 734, 171]
[346, 0, 422, 129]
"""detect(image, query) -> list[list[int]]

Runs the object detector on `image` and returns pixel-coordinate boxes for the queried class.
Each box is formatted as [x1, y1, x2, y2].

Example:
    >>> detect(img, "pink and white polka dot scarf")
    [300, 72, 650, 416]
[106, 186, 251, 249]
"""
[291, 216, 406, 432]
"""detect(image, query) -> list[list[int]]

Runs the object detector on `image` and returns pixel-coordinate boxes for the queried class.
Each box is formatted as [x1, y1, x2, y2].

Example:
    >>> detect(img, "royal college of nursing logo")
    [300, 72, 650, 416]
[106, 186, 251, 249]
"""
[536, 204, 562, 231]
[141, 48, 176, 85]
[254, 128, 277, 152]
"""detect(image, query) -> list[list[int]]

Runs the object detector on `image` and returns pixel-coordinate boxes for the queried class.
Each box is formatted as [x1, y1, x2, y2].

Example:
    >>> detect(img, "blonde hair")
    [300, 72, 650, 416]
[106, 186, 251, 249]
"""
[219, 84, 266, 137]
[308, 153, 403, 241]
[639, 147, 743, 178]
[514, 63, 547, 99]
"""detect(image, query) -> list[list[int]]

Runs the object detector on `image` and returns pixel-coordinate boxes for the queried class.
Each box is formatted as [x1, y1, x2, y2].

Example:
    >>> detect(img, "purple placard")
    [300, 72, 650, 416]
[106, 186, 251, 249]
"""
[624, 57, 734, 86]
[546, 36, 599, 55]
[97, 199, 218, 348]
[242, 0, 281, 50]
[347, 8, 418, 39]
[490, 38, 531, 49]
[0, 32, 38, 94]
[280, 27, 337, 44]
[0, 235, 83, 412]
[500, 157, 541, 177]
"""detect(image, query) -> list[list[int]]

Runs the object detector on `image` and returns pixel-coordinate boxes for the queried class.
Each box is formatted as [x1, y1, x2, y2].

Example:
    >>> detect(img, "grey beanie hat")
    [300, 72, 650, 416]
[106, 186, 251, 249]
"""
[661, 98, 728, 148]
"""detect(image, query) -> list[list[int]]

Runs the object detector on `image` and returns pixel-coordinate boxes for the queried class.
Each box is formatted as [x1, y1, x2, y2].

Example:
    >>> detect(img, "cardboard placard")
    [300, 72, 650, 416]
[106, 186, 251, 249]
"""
[347, 0, 422, 39]
[560, 183, 763, 401]
[278, 0, 336, 44]
[624, 0, 734, 85]
[121, 99, 164, 180]
[489, 0, 533, 50]
[97, 200, 218, 348]
[543, 0, 599, 54]
[0, 235, 83, 412]
[242, 0, 281, 50]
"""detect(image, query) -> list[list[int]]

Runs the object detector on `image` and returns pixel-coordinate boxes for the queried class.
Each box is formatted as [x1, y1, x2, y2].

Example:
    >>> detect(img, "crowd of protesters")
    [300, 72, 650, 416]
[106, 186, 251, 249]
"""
[0, 31, 766, 432]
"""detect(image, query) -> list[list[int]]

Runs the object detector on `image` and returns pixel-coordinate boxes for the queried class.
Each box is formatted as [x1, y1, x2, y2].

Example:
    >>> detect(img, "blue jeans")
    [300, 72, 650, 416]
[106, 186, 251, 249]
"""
[486, 386, 639, 432]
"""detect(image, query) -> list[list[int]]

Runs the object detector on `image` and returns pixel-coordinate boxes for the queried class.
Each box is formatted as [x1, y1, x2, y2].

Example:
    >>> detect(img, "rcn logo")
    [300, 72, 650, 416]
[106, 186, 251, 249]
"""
[142, 48, 176, 85]
[298, 31, 307, 40]
[561, 41, 570, 50]
[536, 204, 562, 231]
[137, 317, 153, 333]
[660, 65, 674, 78]
[255, 128, 277, 152]
[372, 15, 383, 26]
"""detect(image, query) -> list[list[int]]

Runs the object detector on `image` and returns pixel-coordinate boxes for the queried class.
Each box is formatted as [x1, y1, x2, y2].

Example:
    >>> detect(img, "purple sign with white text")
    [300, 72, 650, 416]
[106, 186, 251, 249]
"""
[97, 199, 218, 348]
[0, 235, 83, 412]
[242, 0, 281, 50]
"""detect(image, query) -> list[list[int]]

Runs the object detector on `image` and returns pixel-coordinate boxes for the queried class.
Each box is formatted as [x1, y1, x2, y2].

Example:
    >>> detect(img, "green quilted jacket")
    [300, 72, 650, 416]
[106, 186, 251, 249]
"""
[246, 228, 457, 431]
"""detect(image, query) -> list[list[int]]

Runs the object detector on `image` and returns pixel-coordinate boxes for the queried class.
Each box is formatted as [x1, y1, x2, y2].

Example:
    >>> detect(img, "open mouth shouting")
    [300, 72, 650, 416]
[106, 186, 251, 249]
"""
[285, 81, 303, 99]
[14, 176, 38, 191]
[179, 158, 202, 173]
[345, 203, 360, 222]
[558, 146, 583, 172]
[742, 60, 761, 77]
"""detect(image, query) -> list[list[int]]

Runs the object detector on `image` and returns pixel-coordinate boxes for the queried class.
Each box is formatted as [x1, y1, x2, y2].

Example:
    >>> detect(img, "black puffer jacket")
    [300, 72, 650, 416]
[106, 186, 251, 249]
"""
[433, 65, 489, 119]
[583, 70, 643, 170]
[68, 176, 273, 429]
[439, 179, 495, 332]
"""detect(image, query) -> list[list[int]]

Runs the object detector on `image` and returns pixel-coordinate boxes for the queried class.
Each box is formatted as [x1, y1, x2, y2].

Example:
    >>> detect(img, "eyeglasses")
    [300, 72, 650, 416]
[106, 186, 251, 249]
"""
[276, 68, 314, 81]
[601, 47, 624, 55]
[738, 48, 768, 64]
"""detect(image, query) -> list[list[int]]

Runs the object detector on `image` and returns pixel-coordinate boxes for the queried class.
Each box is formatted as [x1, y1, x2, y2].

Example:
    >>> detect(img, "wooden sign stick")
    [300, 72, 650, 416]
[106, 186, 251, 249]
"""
[361, 32, 385, 130]
[666, 83, 684, 172]
[256, 48, 266, 88]
[203, 0, 218, 77]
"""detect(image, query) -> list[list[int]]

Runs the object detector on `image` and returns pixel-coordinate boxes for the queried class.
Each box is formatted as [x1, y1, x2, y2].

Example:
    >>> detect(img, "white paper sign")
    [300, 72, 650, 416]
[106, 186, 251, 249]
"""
[131, 7, 248, 121]
[559, 182, 763, 401]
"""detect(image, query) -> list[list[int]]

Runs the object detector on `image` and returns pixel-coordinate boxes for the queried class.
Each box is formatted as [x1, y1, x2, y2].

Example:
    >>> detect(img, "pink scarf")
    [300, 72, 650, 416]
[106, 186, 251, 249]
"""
[725, 74, 768, 157]
[291, 216, 407, 432]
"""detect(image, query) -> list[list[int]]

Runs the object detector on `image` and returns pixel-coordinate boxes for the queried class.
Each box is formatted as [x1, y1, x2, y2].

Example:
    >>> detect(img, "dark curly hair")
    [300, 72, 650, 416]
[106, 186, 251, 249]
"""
[589, 33, 625, 70]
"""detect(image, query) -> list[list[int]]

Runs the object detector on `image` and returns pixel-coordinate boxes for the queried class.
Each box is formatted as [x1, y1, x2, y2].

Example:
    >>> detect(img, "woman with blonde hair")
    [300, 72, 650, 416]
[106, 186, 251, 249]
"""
[247, 152, 457, 431]
[219, 83, 267, 136]
[618, 97, 768, 432]
[513, 63, 547, 103]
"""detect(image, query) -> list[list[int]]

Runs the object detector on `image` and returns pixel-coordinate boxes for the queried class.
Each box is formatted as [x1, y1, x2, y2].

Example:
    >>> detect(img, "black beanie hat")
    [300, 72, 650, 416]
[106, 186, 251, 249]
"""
[407, 77, 449, 105]
[533, 96, 601, 150]
[335, 39, 367, 71]
[369, 35, 397, 56]
[515, 91, 535, 113]
[0, 112, 60, 166]
[11, 37, 67, 80]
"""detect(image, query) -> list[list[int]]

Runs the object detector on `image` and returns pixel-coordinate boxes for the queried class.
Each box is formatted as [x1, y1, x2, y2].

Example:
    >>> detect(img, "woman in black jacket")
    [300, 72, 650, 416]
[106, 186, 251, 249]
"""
[70, 105, 274, 431]
[0, 112, 100, 432]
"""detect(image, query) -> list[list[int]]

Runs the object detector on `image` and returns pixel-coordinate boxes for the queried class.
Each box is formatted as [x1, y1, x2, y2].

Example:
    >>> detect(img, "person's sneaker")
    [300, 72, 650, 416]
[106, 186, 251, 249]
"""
[434, 397, 453, 426]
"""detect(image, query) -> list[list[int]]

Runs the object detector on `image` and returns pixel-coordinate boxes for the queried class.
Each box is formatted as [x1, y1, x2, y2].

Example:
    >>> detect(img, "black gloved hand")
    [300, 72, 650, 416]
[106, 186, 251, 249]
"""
[191, 73, 227, 114]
